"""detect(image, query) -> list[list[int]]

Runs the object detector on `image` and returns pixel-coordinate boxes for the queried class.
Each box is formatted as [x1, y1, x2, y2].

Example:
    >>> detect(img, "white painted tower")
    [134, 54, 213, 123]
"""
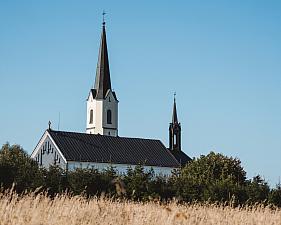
[86, 21, 118, 136]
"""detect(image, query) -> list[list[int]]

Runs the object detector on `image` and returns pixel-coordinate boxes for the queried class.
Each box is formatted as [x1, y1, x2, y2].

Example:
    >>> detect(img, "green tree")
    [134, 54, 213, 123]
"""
[0, 143, 43, 192]
[174, 152, 247, 203]
[42, 165, 67, 195]
[149, 175, 173, 200]
[269, 183, 281, 207]
[101, 165, 118, 195]
[67, 168, 102, 196]
[245, 175, 270, 204]
[181, 152, 246, 185]
[123, 165, 154, 201]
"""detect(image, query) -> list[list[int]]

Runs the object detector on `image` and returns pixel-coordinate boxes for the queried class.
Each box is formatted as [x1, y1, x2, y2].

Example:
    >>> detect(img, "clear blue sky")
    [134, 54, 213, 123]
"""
[1, 0, 280, 185]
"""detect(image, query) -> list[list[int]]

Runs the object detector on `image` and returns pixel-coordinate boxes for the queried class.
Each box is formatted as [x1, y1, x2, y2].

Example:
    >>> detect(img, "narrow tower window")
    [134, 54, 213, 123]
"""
[89, 109, 93, 124]
[107, 109, 112, 124]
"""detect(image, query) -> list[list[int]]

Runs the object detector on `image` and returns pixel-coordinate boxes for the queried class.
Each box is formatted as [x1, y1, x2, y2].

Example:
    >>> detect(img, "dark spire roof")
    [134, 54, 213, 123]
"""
[172, 95, 178, 124]
[94, 23, 112, 99]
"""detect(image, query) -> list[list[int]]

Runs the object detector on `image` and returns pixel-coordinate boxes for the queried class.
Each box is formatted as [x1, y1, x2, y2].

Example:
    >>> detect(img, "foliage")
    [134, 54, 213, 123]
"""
[68, 168, 107, 196]
[180, 151, 247, 185]
[269, 183, 281, 207]
[0, 143, 279, 207]
[172, 152, 248, 203]
[245, 175, 270, 204]
[42, 165, 68, 196]
[0, 143, 43, 192]
[123, 165, 154, 200]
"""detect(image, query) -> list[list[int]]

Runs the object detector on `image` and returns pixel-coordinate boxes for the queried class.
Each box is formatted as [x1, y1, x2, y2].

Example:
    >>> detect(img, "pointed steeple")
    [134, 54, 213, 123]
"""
[169, 94, 181, 151]
[172, 94, 178, 124]
[94, 21, 112, 99]
[86, 17, 118, 136]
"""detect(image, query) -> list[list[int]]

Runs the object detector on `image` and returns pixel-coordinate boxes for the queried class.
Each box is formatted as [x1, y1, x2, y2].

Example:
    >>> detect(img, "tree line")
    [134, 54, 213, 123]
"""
[0, 143, 280, 207]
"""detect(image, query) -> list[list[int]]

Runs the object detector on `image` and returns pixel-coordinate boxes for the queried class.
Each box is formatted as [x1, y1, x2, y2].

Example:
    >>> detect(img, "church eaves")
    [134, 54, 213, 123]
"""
[94, 22, 112, 99]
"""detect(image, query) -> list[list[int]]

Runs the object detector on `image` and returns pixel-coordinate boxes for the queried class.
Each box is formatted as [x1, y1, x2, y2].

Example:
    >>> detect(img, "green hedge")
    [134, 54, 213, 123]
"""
[0, 143, 280, 207]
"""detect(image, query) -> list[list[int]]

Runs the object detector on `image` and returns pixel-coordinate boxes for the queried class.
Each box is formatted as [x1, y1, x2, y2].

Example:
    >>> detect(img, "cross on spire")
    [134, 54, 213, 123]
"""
[102, 10, 106, 26]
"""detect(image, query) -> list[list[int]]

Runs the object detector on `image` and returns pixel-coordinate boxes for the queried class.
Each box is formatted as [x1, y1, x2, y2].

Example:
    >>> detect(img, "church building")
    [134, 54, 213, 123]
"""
[31, 21, 191, 176]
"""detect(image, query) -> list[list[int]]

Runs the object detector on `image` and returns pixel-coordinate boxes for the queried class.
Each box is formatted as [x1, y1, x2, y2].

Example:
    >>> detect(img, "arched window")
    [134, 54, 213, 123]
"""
[107, 109, 112, 124]
[89, 109, 93, 124]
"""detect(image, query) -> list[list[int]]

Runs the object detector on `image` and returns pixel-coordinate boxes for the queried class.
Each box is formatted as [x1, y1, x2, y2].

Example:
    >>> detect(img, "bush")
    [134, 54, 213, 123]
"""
[0, 143, 42, 192]
[42, 165, 68, 195]
[68, 168, 104, 196]
[173, 152, 248, 203]
[269, 183, 281, 207]
[245, 175, 270, 204]
[123, 165, 155, 200]
[0, 143, 280, 207]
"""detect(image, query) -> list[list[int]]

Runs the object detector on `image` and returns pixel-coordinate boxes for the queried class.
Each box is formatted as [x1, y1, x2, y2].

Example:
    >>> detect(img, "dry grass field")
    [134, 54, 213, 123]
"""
[0, 190, 280, 225]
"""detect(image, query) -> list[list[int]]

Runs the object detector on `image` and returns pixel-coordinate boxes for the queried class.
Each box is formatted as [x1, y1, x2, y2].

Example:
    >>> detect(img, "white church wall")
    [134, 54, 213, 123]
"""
[86, 92, 104, 135]
[31, 134, 67, 170]
[67, 161, 175, 177]
[86, 90, 118, 136]
[94, 100, 103, 134]
[102, 90, 118, 136]
[86, 93, 94, 133]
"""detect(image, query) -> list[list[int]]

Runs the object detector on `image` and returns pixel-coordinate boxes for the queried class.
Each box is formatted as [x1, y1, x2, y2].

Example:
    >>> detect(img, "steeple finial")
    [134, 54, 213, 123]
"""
[102, 10, 106, 26]
[172, 94, 178, 124]
[48, 121, 52, 130]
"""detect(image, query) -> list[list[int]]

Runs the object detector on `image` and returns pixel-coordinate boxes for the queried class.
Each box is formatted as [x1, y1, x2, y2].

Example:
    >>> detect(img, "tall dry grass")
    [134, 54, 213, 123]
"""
[0, 190, 280, 225]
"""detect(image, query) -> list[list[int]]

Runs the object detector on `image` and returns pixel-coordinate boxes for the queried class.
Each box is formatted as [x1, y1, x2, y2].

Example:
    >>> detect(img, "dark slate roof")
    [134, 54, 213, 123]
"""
[94, 23, 112, 99]
[169, 150, 192, 167]
[48, 130, 180, 168]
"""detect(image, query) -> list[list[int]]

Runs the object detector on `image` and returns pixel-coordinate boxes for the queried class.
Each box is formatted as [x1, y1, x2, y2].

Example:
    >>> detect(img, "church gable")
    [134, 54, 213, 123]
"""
[31, 130, 67, 169]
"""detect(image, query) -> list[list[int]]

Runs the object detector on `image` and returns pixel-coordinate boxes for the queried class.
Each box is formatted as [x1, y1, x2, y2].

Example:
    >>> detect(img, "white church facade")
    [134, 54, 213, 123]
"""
[31, 21, 191, 176]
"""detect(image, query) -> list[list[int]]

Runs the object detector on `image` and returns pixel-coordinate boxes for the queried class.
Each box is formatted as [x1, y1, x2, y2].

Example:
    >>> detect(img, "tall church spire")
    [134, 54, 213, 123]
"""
[169, 94, 181, 151]
[86, 17, 118, 137]
[94, 20, 112, 99]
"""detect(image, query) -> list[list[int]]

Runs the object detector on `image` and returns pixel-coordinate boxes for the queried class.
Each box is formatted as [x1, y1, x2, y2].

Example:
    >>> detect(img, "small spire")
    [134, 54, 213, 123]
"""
[48, 121, 52, 130]
[172, 94, 178, 124]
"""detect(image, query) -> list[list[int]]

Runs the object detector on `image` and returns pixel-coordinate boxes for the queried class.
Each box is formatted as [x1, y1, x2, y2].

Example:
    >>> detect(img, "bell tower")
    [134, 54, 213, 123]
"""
[86, 19, 118, 136]
[169, 95, 181, 151]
